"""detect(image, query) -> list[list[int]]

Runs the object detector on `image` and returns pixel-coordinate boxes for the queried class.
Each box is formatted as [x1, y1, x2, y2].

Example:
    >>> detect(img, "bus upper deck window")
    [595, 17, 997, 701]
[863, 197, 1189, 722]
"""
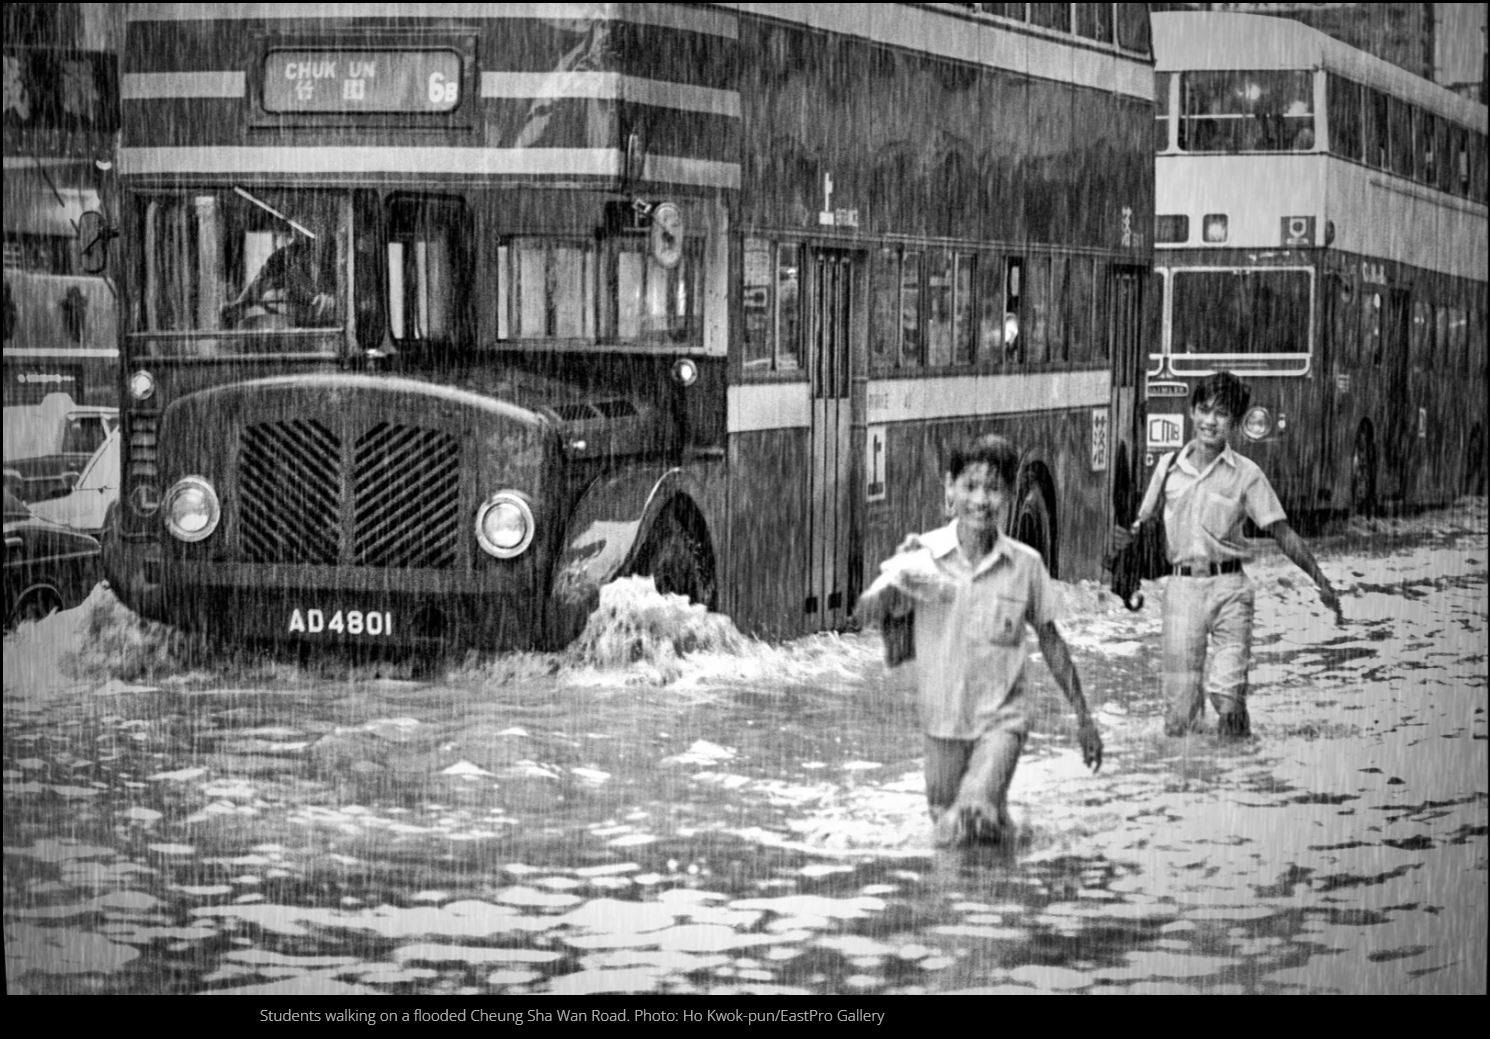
[1180, 71, 1313, 153]
[1116, 4, 1151, 55]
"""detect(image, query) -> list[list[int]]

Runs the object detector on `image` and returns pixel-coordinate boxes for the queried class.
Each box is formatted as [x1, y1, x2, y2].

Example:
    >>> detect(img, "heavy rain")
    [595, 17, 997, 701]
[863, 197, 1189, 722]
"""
[4, 1, 1488, 1014]
[6, 503, 1485, 1000]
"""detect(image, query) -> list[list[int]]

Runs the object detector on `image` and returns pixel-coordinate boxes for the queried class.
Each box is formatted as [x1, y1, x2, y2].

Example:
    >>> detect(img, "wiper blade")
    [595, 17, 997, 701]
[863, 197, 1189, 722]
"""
[232, 186, 317, 240]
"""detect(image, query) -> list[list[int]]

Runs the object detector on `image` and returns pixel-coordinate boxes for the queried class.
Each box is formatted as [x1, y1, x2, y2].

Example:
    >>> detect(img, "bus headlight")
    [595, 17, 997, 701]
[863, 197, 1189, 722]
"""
[129, 369, 156, 402]
[1242, 406, 1273, 441]
[475, 491, 535, 558]
[163, 476, 220, 542]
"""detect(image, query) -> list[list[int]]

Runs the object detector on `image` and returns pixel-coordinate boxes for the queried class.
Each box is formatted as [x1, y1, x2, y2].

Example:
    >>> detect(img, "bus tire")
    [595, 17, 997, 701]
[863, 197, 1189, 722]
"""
[638, 510, 716, 610]
[1013, 475, 1055, 576]
[1350, 426, 1377, 517]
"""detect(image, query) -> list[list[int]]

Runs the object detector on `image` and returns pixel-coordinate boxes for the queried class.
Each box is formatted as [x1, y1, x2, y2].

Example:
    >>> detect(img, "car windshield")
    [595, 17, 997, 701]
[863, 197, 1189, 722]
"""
[77, 430, 119, 492]
[139, 188, 346, 334]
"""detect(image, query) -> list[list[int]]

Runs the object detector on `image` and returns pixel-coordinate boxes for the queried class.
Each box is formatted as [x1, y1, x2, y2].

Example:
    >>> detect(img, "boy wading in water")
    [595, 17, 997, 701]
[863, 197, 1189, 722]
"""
[857, 434, 1103, 847]
[1117, 370, 1342, 738]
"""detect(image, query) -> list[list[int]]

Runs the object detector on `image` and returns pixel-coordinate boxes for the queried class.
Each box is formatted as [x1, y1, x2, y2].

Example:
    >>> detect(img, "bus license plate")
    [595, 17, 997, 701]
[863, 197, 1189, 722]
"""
[287, 608, 394, 637]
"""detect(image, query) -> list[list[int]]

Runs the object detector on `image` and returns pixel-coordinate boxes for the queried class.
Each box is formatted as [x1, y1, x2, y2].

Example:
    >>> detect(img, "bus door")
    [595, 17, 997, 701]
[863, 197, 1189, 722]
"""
[804, 248, 859, 631]
[1383, 287, 1415, 500]
[1108, 266, 1147, 523]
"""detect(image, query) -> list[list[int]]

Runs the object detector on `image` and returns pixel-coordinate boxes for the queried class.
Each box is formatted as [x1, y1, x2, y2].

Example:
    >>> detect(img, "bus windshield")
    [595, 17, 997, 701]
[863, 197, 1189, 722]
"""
[1170, 268, 1311, 355]
[1179, 70, 1314, 152]
[140, 189, 345, 335]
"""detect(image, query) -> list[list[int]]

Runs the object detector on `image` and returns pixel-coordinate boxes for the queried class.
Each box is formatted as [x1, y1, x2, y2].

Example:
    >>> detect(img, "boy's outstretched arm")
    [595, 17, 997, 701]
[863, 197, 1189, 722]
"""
[1268, 520, 1343, 623]
[1036, 621, 1103, 772]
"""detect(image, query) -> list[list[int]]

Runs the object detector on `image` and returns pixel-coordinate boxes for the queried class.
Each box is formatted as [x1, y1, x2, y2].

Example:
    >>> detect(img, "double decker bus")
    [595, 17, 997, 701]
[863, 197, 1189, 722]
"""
[102, 3, 1154, 651]
[1148, 11, 1488, 515]
[3, 9, 121, 408]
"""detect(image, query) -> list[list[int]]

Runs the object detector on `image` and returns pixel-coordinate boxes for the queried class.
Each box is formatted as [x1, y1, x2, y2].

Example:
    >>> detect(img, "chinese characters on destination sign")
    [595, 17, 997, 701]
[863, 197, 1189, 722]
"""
[263, 50, 461, 113]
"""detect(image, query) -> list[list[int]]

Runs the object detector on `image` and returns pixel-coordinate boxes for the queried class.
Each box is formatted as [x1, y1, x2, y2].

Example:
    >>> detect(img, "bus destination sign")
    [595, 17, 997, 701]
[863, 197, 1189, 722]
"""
[263, 50, 461, 113]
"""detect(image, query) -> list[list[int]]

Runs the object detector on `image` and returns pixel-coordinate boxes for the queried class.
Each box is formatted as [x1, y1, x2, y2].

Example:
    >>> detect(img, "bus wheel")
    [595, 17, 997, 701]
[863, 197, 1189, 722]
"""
[1349, 427, 1377, 517]
[1013, 478, 1054, 573]
[7, 587, 63, 630]
[639, 513, 716, 610]
[1464, 425, 1485, 497]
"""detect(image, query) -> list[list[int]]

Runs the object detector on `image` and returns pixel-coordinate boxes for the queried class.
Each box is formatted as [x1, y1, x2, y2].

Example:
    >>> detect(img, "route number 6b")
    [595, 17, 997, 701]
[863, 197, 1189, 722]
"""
[428, 72, 459, 106]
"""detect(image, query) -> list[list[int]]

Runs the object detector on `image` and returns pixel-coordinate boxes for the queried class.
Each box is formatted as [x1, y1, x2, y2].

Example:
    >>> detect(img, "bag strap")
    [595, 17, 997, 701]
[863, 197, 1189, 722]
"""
[1144, 450, 1179, 521]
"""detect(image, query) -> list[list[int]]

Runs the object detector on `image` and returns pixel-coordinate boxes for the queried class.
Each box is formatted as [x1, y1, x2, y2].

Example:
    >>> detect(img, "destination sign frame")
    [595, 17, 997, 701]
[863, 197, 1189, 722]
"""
[262, 49, 464, 114]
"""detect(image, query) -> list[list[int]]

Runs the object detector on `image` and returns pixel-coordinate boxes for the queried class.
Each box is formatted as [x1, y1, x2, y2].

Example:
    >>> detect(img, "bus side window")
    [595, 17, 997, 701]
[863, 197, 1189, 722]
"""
[1410, 299, 1433, 370]
[900, 251, 923, 368]
[1450, 124, 1470, 197]
[1433, 116, 1453, 194]
[1471, 131, 1488, 203]
[870, 246, 899, 371]
[1330, 272, 1357, 365]
[975, 253, 1003, 364]
[1067, 256, 1094, 363]
[742, 237, 774, 370]
[1388, 98, 1414, 178]
[1026, 255, 1050, 364]
[386, 196, 468, 346]
[952, 252, 975, 366]
[500, 238, 595, 340]
[1326, 74, 1362, 162]
[925, 251, 953, 368]
[776, 243, 801, 370]
[1004, 257, 1024, 365]
[1364, 291, 1383, 366]
[1365, 88, 1389, 170]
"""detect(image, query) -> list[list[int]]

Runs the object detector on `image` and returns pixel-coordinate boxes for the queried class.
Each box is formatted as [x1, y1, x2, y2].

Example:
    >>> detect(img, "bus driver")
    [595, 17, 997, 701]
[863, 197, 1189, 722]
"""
[222, 239, 336, 330]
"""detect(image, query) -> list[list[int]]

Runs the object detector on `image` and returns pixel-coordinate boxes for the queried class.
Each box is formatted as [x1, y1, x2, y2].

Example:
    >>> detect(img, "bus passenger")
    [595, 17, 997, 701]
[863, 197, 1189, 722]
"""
[1118, 371, 1343, 739]
[222, 239, 336, 330]
[856, 433, 1103, 847]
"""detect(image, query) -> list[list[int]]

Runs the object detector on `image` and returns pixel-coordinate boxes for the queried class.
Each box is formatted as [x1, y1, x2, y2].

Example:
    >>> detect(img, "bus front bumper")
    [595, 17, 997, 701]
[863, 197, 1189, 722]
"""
[103, 533, 545, 650]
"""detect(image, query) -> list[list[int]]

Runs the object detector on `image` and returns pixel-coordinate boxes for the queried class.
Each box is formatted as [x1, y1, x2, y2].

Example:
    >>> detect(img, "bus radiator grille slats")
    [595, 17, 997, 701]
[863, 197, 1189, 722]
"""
[240, 420, 342, 565]
[351, 424, 460, 569]
[236, 419, 460, 569]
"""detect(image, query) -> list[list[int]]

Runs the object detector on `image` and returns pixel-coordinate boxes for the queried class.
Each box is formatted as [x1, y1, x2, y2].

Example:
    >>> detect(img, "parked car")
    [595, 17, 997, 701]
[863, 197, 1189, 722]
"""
[29, 427, 119, 538]
[3, 393, 118, 504]
[4, 487, 102, 629]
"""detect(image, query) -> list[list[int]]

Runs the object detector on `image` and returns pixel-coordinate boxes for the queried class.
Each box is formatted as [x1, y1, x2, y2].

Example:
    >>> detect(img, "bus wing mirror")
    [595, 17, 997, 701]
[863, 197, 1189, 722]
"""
[76, 211, 118, 275]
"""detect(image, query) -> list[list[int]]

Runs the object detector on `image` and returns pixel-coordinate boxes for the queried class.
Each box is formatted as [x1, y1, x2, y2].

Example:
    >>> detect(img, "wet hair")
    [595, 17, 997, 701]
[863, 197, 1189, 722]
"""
[1191, 370, 1251, 416]
[945, 433, 1020, 489]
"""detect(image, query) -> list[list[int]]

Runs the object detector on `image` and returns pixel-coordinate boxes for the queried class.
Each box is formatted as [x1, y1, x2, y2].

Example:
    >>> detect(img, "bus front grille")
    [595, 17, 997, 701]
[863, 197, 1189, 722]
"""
[240, 420, 342, 565]
[352, 423, 460, 569]
[238, 419, 460, 568]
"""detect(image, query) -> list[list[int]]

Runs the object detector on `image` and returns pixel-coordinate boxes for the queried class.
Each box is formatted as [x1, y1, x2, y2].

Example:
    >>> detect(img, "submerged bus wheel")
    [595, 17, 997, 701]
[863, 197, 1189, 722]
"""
[1350, 427, 1377, 517]
[638, 513, 716, 610]
[1013, 478, 1054, 574]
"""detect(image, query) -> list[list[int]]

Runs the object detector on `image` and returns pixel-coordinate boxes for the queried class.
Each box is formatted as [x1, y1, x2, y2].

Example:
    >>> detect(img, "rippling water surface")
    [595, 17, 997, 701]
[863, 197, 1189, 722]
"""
[4, 502, 1485, 995]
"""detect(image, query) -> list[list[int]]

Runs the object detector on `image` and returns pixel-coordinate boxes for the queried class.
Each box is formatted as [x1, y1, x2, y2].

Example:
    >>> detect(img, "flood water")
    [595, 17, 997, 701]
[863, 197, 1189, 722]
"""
[4, 501, 1485, 997]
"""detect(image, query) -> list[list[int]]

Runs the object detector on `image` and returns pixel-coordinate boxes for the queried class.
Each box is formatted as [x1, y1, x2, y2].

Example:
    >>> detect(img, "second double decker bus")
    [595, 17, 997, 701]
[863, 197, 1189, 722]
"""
[1148, 10, 1488, 515]
[103, 3, 1155, 651]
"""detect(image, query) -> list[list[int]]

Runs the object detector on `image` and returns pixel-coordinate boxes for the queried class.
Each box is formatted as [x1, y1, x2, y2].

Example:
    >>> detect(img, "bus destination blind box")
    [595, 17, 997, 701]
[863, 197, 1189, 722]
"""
[263, 50, 462, 113]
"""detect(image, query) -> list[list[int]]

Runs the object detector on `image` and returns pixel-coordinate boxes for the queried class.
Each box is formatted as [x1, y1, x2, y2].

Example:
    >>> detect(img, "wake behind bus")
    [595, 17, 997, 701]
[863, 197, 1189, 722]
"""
[102, 3, 1156, 652]
[1148, 10, 1488, 516]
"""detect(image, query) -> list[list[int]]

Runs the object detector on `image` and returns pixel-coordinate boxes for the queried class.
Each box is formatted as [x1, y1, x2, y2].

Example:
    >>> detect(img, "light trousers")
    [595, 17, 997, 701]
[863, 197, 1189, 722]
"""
[1161, 572, 1254, 734]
